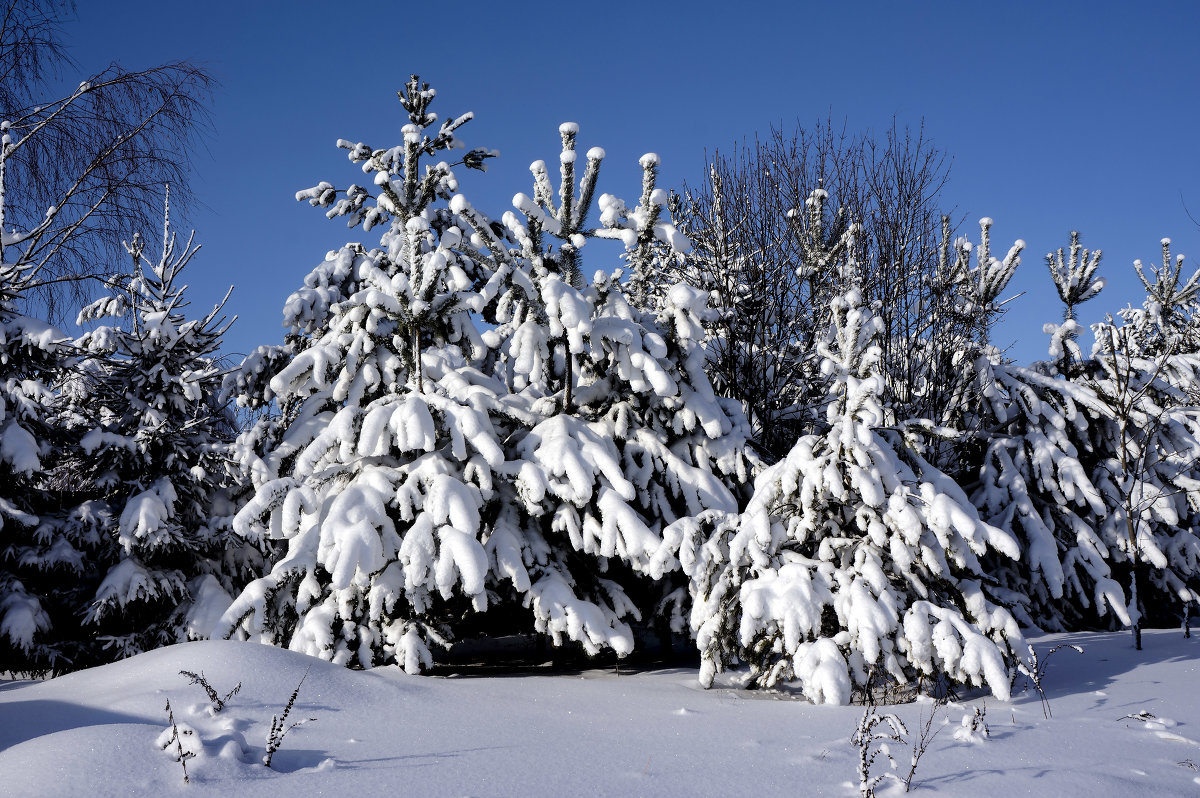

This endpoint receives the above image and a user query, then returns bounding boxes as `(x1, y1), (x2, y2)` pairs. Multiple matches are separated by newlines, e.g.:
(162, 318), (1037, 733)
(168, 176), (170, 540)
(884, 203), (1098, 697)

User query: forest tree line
(2, 3), (1198, 704)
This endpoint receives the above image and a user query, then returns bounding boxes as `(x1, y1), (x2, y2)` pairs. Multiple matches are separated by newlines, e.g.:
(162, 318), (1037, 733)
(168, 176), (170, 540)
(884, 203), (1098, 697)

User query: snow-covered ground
(2, 629), (1198, 797)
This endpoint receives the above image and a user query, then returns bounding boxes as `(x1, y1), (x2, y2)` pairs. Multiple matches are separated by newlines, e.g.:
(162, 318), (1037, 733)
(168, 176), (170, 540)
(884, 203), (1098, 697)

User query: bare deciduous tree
(0, 0), (213, 319)
(1092, 323), (1173, 651)
(670, 119), (971, 458)
(1087, 240), (1200, 649)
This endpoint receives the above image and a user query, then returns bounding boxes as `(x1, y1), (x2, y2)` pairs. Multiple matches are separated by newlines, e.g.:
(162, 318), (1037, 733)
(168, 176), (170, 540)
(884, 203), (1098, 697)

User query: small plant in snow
(1017, 643), (1083, 719)
(851, 706), (907, 798)
(952, 702), (990, 743)
(179, 669), (241, 713)
(1117, 709), (1158, 725)
(157, 698), (198, 784)
(904, 696), (947, 792)
(264, 667), (314, 768)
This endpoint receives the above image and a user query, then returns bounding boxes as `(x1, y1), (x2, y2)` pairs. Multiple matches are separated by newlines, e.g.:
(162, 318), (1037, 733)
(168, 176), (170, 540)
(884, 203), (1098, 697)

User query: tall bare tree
(0, 0), (213, 320)
(669, 119), (969, 458)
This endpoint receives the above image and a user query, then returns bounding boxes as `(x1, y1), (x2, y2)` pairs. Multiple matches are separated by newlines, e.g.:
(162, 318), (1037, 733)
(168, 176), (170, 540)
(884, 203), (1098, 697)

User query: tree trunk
(563, 342), (573, 413)
(1122, 485), (1143, 651)
(1130, 555), (1143, 651)
(412, 327), (423, 393)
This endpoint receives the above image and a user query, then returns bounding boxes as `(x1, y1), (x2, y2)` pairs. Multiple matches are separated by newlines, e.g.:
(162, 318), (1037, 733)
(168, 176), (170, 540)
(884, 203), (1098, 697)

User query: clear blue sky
(63, 1), (1200, 367)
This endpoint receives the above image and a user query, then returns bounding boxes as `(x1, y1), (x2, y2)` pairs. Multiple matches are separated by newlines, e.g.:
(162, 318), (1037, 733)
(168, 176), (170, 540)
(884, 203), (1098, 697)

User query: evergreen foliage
(1044, 231), (1104, 374)
(0, 117), (89, 674)
(61, 198), (248, 663)
(219, 77), (505, 669)
(5, 70), (1200, 699)
(679, 280), (1024, 703)
(0, 256), (76, 674)
(218, 78), (753, 670)
(971, 237), (1200, 634)
(1119, 238), (1200, 358)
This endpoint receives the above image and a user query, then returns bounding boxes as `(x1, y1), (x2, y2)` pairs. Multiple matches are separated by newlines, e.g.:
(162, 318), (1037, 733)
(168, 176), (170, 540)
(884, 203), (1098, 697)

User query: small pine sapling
(180, 669), (241, 713)
(69, 193), (240, 662)
(264, 667), (314, 768)
(1017, 643), (1083, 719)
(157, 698), (198, 784)
(851, 706), (908, 798)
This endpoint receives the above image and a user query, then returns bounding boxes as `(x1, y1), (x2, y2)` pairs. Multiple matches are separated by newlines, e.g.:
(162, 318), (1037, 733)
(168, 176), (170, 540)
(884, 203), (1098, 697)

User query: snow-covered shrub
(1017, 642), (1083, 718)
(179, 669), (242, 714)
(263, 667), (313, 768)
(970, 356), (1119, 630)
(158, 698), (198, 784)
(681, 282), (1025, 703)
(952, 703), (990, 743)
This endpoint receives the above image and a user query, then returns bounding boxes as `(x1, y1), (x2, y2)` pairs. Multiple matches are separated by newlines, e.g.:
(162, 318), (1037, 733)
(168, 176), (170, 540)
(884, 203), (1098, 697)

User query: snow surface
(2, 630), (1199, 796)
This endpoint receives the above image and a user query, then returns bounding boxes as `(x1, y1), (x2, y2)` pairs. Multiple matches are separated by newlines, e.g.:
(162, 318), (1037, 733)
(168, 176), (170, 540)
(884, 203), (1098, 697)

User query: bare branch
(0, 3), (213, 320)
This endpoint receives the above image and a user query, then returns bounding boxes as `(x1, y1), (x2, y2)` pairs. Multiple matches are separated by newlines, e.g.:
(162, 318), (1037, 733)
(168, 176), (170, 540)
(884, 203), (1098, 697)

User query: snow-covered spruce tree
(447, 125), (756, 654)
(218, 76), (508, 671)
(221, 80), (756, 669)
(0, 116), (99, 674)
(1087, 319), (1200, 648)
(970, 233), (1200, 634)
(0, 252), (79, 674)
(63, 199), (247, 663)
(970, 356), (1118, 630)
(956, 227), (1128, 631)
(968, 357), (1192, 637)
(678, 276), (1024, 704)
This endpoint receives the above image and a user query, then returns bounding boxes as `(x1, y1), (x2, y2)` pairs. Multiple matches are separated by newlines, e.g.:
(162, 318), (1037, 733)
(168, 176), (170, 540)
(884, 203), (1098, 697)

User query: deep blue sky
(63, 1), (1200, 366)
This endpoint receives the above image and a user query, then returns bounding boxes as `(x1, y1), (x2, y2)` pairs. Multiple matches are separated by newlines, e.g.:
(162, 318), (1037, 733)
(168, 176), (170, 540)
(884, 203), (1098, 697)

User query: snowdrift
(2, 631), (1200, 796)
